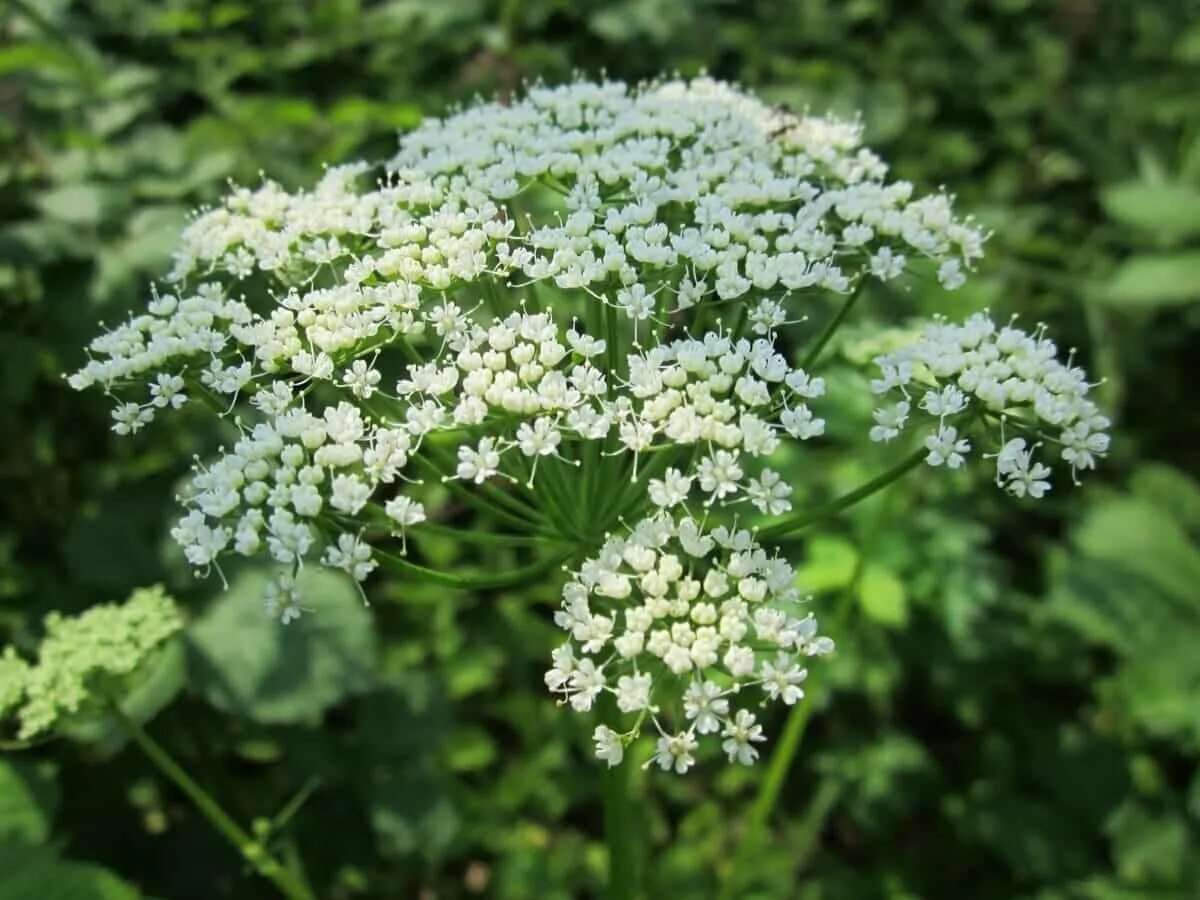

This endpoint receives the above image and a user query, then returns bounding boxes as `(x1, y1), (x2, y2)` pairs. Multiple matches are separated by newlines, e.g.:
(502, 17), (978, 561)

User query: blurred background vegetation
(2, 0), (1199, 897)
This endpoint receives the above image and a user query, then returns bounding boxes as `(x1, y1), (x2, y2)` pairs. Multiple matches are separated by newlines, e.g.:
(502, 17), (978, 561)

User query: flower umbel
(66, 77), (1107, 771)
(547, 513), (833, 769)
(0, 586), (183, 741)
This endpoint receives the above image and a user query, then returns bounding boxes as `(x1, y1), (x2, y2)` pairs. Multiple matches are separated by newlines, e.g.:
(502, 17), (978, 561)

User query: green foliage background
(2, 0), (1199, 897)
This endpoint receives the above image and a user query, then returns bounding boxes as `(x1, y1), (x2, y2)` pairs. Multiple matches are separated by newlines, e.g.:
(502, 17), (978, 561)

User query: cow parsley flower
(65, 76), (1106, 773)
(869, 312), (1111, 496)
(547, 512), (833, 771)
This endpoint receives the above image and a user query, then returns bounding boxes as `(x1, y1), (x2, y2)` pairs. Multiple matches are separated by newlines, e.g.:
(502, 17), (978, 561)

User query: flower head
(546, 512), (833, 770)
(1, 587), (182, 740)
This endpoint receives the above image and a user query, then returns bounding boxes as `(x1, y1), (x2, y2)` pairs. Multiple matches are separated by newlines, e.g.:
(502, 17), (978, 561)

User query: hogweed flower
(869, 312), (1110, 497)
(67, 77), (1105, 770)
(546, 512), (832, 770)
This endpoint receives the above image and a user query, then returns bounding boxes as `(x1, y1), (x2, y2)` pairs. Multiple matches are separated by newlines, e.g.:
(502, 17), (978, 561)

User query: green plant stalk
(720, 680), (817, 899)
(605, 299), (621, 400)
(113, 707), (316, 900)
(529, 454), (587, 539)
(410, 520), (566, 547)
(410, 452), (543, 534)
(373, 545), (572, 590)
(602, 708), (639, 900)
(801, 280), (866, 370)
(724, 458), (909, 896)
(758, 447), (926, 542)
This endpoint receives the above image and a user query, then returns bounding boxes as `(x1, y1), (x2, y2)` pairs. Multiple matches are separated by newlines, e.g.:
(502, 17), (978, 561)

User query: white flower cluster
(70, 77), (983, 432)
(546, 512), (832, 771)
(869, 312), (1111, 497)
(392, 78), (983, 303)
(67, 77), (1103, 771)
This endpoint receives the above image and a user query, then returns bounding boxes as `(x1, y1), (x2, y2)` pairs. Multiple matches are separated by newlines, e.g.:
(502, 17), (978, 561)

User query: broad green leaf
(1130, 464), (1200, 531)
(0, 758), (58, 844)
(1106, 632), (1200, 746)
(1100, 181), (1200, 242)
(803, 536), (859, 594)
(1073, 497), (1200, 604)
(858, 564), (908, 627)
(1097, 252), (1200, 308)
(32, 184), (109, 226)
(188, 567), (377, 724)
(0, 845), (139, 900)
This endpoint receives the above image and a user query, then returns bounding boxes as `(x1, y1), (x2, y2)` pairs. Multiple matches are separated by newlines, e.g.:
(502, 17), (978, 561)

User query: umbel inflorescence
(0, 587), (182, 741)
(69, 77), (1107, 770)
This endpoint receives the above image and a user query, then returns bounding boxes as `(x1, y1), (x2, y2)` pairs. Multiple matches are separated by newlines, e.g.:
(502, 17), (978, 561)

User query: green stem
(602, 710), (638, 899)
(757, 447), (926, 542)
(410, 452), (542, 534)
(721, 689), (816, 899)
(801, 280), (866, 370)
(113, 707), (315, 900)
(723, 457), (905, 897)
(413, 520), (566, 547)
(604, 300), (621, 400)
(373, 546), (572, 590)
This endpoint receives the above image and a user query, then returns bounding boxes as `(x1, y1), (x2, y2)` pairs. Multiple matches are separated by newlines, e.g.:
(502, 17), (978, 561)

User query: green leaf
(802, 536), (859, 594)
(341, 677), (458, 861)
(188, 567), (377, 724)
(0, 758), (58, 844)
(1097, 252), (1200, 308)
(448, 726), (497, 772)
(1100, 181), (1200, 242)
(1107, 802), (1190, 884)
(32, 184), (110, 226)
(0, 844), (139, 900)
(1073, 497), (1200, 604)
(858, 564), (908, 627)
(1130, 464), (1200, 531)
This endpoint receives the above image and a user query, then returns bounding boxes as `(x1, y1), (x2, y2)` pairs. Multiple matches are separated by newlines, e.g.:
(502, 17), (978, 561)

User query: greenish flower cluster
(0, 586), (183, 740)
(0, 648), (29, 721)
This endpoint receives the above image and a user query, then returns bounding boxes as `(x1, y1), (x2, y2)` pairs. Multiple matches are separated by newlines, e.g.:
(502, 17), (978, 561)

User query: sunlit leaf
(188, 567), (377, 724)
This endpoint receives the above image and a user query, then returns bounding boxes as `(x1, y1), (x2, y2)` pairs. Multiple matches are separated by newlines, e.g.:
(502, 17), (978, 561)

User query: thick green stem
(721, 687), (816, 899)
(801, 280), (866, 370)
(602, 707), (639, 899)
(113, 708), (315, 900)
(758, 447), (926, 542)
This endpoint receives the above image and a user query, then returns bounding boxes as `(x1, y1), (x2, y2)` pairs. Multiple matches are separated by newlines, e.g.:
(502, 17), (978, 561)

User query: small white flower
(649, 467), (693, 508)
(924, 425), (971, 469)
(654, 731), (699, 774)
(745, 469), (792, 515)
(869, 401), (910, 442)
(264, 573), (306, 624)
(721, 709), (765, 765)
(456, 437), (502, 483)
(616, 672), (654, 712)
(593, 725), (625, 767)
(683, 681), (729, 735)
(760, 653), (808, 705)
